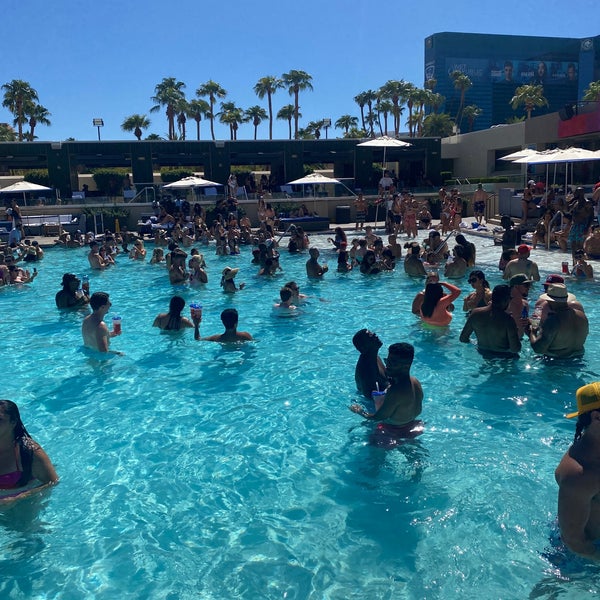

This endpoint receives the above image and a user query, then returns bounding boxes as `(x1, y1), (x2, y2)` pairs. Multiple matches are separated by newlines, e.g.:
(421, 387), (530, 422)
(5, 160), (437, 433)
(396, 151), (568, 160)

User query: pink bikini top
(0, 445), (22, 489)
(0, 470), (22, 489)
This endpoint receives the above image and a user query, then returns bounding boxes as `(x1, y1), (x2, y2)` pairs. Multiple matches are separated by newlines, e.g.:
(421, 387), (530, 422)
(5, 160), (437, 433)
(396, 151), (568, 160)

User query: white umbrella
(357, 136), (412, 172)
(499, 148), (539, 161)
(0, 180), (53, 206)
(162, 175), (220, 188)
(513, 147), (600, 194)
(286, 172), (351, 213)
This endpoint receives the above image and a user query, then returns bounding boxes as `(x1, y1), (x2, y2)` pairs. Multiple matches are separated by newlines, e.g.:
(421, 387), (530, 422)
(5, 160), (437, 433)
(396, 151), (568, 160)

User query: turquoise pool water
(1, 232), (599, 599)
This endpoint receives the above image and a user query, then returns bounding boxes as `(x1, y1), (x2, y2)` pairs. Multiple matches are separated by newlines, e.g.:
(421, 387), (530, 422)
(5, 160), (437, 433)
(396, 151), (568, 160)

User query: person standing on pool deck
(555, 383), (600, 561)
(350, 343), (422, 424)
(352, 329), (388, 400)
(82, 292), (121, 353)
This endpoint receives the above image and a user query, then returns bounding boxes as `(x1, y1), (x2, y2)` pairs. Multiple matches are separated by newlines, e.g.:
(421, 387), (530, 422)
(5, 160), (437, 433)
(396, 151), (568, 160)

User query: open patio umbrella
(0, 180), (53, 206)
(513, 147), (600, 194)
(357, 136), (412, 172)
(162, 175), (220, 189)
(286, 172), (354, 214)
(499, 148), (540, 161)
(357, 137), (412, 228)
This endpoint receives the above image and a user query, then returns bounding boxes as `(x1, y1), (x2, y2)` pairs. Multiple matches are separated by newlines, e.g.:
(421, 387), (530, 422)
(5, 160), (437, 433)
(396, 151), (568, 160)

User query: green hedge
(91, 168), (130, 195)
(160, 168), (194, 183)
(24, 169), (51, 187)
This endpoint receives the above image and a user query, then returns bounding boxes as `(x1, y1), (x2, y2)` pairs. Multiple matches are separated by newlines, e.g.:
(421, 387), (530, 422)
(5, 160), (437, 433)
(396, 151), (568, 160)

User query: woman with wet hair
(0, 400), (58, 503)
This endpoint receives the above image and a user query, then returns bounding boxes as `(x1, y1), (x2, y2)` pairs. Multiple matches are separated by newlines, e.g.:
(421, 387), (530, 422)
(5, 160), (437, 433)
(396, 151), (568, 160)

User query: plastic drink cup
(112, 316), (122, 334)
(190, 302), (202, 319)
(372, 390), (386, 411)
(561, 261), (569, 274)
(82, 276), (90, 294)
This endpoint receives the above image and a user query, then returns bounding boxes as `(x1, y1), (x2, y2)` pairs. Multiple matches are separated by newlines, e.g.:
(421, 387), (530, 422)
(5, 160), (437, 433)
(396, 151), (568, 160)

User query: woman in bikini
(0, 400), (58, 503)
(419, 281), (461, 327)
(153, 296), (196, 331)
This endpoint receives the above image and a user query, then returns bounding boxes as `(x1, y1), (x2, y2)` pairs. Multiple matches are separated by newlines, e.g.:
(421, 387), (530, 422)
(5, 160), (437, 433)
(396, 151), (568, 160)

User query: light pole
(323, 118), (331, 139)
(93, 118), (104, 141)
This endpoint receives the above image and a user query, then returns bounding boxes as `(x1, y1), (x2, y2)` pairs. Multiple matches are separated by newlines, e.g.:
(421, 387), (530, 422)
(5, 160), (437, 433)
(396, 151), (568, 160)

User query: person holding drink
(82, 291), (122, 354)
(55, 273), (89, 309)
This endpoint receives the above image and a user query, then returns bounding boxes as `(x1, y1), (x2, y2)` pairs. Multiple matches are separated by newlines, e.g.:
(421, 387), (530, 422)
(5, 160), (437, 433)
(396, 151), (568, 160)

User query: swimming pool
(1, 232), (599, 599)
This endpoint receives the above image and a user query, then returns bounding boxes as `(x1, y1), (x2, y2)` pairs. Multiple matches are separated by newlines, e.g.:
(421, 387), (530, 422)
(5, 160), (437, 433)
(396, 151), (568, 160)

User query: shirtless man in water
(199, 308), (253, 343)
(459, 284), (521, 358)
(350, 342), (423, 432)
(556, 383), (600, 560)
(81, 292), (121, 353)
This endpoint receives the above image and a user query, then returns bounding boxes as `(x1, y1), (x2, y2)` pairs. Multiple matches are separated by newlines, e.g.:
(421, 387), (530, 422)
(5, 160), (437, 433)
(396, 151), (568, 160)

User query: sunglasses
(468, 278), (478, 283)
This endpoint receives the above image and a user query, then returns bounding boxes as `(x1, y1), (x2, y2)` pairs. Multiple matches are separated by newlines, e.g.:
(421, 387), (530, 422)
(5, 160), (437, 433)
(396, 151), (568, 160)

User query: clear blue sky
(1, 0), (598, 142)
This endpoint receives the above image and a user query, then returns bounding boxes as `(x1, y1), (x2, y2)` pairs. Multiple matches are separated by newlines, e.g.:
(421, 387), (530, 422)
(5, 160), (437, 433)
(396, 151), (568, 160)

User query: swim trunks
(369, 420), (424, 448)
(568, 223), (586, 244)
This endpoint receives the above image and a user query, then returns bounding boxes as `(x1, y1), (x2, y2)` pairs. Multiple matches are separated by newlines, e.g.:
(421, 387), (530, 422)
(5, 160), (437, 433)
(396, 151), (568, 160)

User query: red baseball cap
(517, 244), (531, 254)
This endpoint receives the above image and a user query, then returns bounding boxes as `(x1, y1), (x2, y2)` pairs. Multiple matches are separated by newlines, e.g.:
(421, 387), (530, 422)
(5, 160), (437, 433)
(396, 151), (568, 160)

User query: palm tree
(218, 101), (245, 140)
(145, 133), (164, 141)
(376, 99), (394, 135)
(410, 88), (429, 137)
(25, 103), (51, 141)
(0, 123), (17, 142)
(362, 89), (378, 136)
(335, 114), (358, 135)
(510, 85), (548, 119)
(277, 104), (297, 140)
(2, 80), (39, 141)
(428, 92), (445, 115)
(583, 80), (600, 102)
(306, 119), (325, 139)
(378, 80), (411, 136)
(281, 70), (313, 139)
(121, 114), (151, 140)
(175, 99), (189, 140)
(404, 83), (419, 137)
(187, 99), (210, 140)
(425, 78), (437, 92)
(450, 71), (472, 132)
(150, 77), (186, 141)
(354, 91), (368, 132)
(196, 80), (227, 140)
(422, 113), (455, 137)
(244, 105), (268, 140)
(462, 105), (482, 132)
(253, 76), (283, 140)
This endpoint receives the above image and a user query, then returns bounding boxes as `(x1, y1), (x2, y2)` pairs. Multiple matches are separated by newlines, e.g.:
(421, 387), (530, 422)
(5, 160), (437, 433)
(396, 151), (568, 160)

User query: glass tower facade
(424, 32), (600, 131)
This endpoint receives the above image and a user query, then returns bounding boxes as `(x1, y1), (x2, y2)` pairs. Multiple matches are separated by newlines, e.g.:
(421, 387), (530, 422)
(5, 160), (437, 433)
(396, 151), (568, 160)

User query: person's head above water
(168, 295), (185, 317)
(352, 329), (382, 353)
(220, 308), (239, 329)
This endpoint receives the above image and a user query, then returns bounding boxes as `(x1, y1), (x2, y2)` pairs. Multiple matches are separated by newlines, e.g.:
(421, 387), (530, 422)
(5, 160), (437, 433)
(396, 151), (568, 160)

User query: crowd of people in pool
(2, 190), (600, 563)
